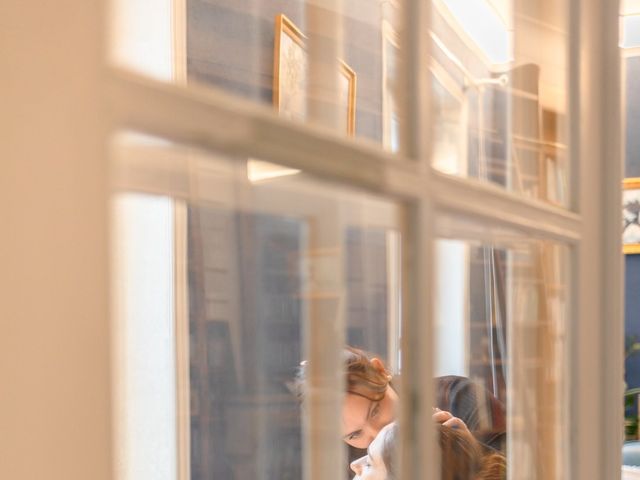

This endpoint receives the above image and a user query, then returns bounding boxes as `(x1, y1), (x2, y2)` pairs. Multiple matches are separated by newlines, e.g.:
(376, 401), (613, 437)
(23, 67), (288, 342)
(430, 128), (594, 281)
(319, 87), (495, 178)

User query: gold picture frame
(273, 14), (356, 136)
(623, 178), (640, 254)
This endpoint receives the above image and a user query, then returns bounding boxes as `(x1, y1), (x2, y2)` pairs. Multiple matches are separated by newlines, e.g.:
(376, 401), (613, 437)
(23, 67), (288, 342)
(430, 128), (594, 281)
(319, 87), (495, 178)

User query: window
(1, 0), (621, 479)
(106, 1), (623, 479)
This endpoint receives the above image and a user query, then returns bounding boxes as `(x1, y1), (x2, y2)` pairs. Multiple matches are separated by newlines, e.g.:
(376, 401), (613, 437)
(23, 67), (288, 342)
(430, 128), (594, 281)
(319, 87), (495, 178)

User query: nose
(350, 456), (365, 475)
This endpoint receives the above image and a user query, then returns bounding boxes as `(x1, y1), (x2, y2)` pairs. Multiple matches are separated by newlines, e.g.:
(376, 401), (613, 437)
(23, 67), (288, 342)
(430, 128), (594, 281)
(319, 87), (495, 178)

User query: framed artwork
(623, 178), (640, 254)
(273, 14), (356, 135)
(339, 61), (357, 136)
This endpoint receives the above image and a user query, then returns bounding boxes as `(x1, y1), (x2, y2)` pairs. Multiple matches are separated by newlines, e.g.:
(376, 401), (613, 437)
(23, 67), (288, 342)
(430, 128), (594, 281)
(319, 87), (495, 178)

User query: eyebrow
(343, 400), (377, 440)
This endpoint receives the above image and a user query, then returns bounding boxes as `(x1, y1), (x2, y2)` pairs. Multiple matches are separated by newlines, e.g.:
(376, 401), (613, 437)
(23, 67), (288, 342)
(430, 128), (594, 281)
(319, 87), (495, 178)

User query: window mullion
(302, 3), (346, 480)
(432, 172), (582, 244)
(108, 72), (586, 237)
(398, 0), (437, 479)
(580, 0), (624, 479)
(571, 0), (624, 479)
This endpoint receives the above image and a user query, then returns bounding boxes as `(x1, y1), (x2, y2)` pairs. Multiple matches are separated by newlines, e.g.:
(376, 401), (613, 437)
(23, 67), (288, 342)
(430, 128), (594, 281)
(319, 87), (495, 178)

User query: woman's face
(342, 386), (398, 449)
(349, 424), (392, 480)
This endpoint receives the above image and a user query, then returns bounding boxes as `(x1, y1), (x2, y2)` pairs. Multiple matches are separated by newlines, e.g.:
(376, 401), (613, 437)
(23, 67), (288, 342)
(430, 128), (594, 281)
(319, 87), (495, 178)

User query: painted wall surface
(186, 0), (384, 142)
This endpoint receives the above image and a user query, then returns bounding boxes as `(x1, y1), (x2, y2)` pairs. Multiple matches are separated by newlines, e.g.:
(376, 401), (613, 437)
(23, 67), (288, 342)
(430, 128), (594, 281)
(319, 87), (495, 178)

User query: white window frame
(0, 0), (623, 479)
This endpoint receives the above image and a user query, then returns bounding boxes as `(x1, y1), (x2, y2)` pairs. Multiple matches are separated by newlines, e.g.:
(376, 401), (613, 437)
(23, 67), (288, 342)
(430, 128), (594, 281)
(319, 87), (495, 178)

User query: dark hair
(476, 453), (507, 480)
(439, 423), (482, 480)
(378, 423), (505, 480)
(290, 346), (391, 402)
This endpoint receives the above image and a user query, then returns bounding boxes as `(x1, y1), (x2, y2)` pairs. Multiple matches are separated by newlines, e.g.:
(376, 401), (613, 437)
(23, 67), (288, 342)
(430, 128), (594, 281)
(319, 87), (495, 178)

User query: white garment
(623, 465), (640, 479)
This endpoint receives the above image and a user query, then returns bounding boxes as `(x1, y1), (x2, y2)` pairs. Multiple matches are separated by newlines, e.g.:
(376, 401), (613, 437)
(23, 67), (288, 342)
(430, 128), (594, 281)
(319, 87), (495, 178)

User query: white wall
(110, 0), (174, 81)
(434, 239), (469, 377)
(112, 194), (177, 480)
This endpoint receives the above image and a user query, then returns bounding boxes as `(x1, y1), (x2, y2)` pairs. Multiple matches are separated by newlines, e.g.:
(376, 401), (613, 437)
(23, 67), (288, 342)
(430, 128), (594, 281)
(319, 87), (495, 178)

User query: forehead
(342, 394), (371, 428)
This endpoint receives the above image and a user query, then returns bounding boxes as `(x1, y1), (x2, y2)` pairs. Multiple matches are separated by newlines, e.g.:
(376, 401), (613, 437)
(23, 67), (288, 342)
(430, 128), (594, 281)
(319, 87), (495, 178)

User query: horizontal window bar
(107, 68), (418, 198)
(432, 172), (582, 244)
(107, 68), (583, 245)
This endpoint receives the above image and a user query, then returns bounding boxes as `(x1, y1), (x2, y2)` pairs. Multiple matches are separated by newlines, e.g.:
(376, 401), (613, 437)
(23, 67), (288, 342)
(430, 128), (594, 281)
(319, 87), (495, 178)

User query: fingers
(432, 408), (454, 424)
(432, 409), (471, 435)
(443, 417), (467, 430)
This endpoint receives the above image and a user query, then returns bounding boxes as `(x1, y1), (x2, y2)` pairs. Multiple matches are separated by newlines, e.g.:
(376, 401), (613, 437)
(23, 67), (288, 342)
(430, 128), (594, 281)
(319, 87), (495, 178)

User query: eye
(347, 431), (362, 441)
(370, 403), (380, 418)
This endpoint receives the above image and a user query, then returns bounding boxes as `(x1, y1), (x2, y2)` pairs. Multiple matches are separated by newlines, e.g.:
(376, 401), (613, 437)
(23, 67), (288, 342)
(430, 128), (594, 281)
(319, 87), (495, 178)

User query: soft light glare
(441, 0), (512, 64)
(247, 159), (300, 183)
(621, 15), (640, 48)
(110, 0), (173, 80)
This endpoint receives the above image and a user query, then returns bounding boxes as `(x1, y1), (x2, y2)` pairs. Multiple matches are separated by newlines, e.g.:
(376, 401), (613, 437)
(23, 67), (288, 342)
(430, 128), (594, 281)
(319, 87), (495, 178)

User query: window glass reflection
(430, 0), (570, 208)
(111, 134), (404, 480)
(111, 0), (405, 146)
(434, 230), (569, 479)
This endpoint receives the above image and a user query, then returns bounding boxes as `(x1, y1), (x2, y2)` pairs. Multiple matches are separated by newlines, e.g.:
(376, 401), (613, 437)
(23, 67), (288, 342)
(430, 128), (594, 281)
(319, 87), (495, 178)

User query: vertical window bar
(306, 0), (343, 131)
(599, 0), (624, 476)
(303, 3), (345, 480)
(572, 0), (624, 479)
(173, 200), (190, 480)
(568, 0), (581, 215)
(400, 202), (437, 480)
(565, 3), (581, 479)
(398, 1), (437, 480)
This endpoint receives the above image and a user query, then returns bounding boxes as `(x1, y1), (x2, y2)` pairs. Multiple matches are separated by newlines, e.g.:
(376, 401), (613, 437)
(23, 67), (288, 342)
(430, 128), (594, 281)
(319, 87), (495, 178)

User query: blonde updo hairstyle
(291, 346), (392, 402)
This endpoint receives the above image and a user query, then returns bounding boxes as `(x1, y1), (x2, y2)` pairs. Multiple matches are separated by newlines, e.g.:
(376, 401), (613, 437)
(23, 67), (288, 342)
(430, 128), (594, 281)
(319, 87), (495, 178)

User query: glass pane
(430, 0), (570, 207)
(622, 14), (640, 48)
(433, 217), (570, 479)
(110, 133), (404, 480)
(110, 1), (405, 149)
(622, 5), (640, 475)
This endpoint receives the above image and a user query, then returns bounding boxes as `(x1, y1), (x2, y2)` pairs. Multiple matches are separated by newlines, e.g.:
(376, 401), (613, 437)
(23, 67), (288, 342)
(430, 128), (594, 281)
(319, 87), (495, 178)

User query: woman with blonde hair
(292, 346), (506, 477)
